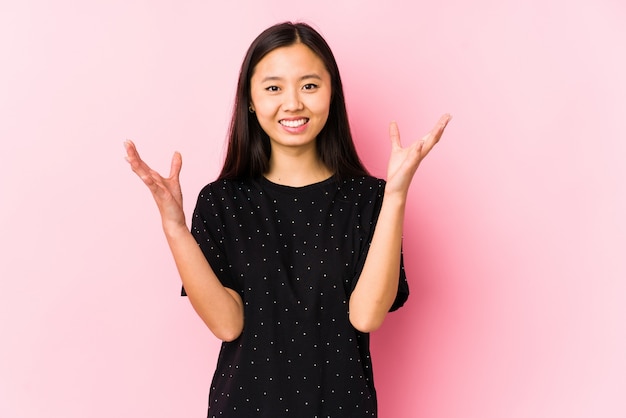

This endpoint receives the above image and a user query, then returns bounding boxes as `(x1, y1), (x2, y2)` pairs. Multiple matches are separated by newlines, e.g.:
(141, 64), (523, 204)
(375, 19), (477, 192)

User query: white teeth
(280, 118), (308, 128)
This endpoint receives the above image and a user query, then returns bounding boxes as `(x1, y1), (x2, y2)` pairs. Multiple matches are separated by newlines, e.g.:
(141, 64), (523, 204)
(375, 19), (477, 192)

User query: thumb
(389, 121), (401, 149)
(169, 151), (182, 180)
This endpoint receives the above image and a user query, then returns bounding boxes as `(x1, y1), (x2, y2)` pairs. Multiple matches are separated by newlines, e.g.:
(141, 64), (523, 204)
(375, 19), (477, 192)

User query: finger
(124, 140), (154, 175)
(124, 141), (162, 190)
(124, 139), (139, 161)
(430, 113), (452, 144)
(169, 151), (182, 180)
(389, 121), (401, 148)
(420, 113), (452, 156)
(124, 140), (147, 170)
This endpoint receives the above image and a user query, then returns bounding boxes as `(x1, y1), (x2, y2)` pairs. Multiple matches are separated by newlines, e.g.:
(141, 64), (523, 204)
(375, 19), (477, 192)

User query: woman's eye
(303, 83), (318, 90)
(265, 86), (280, 92)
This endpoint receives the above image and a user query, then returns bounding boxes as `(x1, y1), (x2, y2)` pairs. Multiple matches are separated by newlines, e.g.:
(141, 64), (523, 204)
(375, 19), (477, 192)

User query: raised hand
(385, 114), (451, 197)
(124, 140), (186, 230)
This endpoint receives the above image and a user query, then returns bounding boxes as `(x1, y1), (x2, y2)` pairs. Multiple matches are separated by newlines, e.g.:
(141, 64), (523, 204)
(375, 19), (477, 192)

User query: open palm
(385, 114), (451, 196)
(124, 140), (186, 229)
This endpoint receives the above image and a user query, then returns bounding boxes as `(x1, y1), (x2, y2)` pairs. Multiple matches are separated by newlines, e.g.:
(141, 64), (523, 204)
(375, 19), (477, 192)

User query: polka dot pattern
(190, 176), (409, 417)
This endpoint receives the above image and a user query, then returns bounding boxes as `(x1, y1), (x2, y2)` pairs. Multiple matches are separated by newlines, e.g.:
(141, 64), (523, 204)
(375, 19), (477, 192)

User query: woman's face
(249, 43), (332, 153)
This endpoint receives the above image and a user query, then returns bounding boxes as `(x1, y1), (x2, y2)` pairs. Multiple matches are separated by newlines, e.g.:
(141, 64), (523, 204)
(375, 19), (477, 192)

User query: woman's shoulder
(338, 175), (386, 193)
(331, 175), (386, 206)
(199, 177), (259, 194)
(193, 178), (258, 207)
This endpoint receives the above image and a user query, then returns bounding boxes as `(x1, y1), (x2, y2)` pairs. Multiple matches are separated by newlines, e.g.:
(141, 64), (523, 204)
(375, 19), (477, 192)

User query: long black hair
(218, 22), (369, 180)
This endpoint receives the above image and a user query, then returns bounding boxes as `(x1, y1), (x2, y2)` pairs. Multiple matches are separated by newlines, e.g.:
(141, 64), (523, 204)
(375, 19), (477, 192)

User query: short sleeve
(181, 184), (238, 296)
(351, 242), (409, 312)
(390, 251), (409, 311)
(349, 178), (409, 312)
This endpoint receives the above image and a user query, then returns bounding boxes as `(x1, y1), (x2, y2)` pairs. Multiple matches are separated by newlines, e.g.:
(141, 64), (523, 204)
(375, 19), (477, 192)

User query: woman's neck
(265, 148), (332, 187)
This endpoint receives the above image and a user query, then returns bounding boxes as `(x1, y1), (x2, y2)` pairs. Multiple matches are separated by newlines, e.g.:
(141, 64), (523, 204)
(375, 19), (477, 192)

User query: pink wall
(1, 1), (624, 417)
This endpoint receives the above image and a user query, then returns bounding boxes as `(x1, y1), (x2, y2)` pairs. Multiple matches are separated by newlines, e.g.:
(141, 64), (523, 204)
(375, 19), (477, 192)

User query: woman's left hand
(385, 113), (451, 197)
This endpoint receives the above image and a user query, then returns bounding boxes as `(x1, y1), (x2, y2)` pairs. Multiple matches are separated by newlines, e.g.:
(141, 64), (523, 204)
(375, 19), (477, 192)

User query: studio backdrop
(1, 1), (624, 417)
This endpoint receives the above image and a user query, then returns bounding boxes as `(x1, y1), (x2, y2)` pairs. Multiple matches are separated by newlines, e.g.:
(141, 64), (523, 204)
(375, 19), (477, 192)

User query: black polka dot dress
(190, 175), (409, 417)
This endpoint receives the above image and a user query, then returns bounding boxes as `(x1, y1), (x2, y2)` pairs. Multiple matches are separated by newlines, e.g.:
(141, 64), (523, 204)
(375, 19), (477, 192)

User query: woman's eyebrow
(260, 74), (323, 83)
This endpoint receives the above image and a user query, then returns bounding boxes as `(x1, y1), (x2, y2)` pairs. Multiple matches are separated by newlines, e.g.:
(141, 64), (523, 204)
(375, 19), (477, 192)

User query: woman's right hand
(124, 140), (186, 231)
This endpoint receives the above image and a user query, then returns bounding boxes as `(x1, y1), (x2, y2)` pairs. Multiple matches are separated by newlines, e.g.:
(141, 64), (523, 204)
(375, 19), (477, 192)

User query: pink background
(1, 1), (625, 417)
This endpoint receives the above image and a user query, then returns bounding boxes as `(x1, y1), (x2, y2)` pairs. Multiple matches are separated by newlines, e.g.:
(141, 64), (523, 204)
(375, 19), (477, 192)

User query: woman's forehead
(252, 43), (328, 80)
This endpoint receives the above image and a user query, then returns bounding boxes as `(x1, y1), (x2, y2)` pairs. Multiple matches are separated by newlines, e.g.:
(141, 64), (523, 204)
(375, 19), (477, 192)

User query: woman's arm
(124, 140), (244, 341)
(349, 115), (451, 333)
(349, 193), (405, 333)
(163, 223), (244, 342)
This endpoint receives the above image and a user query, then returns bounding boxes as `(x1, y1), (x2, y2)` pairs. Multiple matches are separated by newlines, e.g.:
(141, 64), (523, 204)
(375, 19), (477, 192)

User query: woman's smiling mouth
(279, 118), (309, 128)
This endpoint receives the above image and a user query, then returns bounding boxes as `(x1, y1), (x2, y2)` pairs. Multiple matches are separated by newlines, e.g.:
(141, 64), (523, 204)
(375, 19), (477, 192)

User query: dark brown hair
(218, 22), (368, 180)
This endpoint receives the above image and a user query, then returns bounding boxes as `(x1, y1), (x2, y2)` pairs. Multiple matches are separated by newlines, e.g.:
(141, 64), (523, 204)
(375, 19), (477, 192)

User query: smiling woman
(249, 43), (333, 185)
(125, 21), (450, 417)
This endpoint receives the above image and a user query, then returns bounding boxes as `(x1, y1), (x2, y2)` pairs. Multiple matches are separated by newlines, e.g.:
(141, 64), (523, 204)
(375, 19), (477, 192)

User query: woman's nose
(281, 89), (304, 111)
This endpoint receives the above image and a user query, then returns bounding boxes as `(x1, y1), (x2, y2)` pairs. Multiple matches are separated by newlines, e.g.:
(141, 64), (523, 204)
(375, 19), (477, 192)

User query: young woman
(125, 21), (450, 418)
